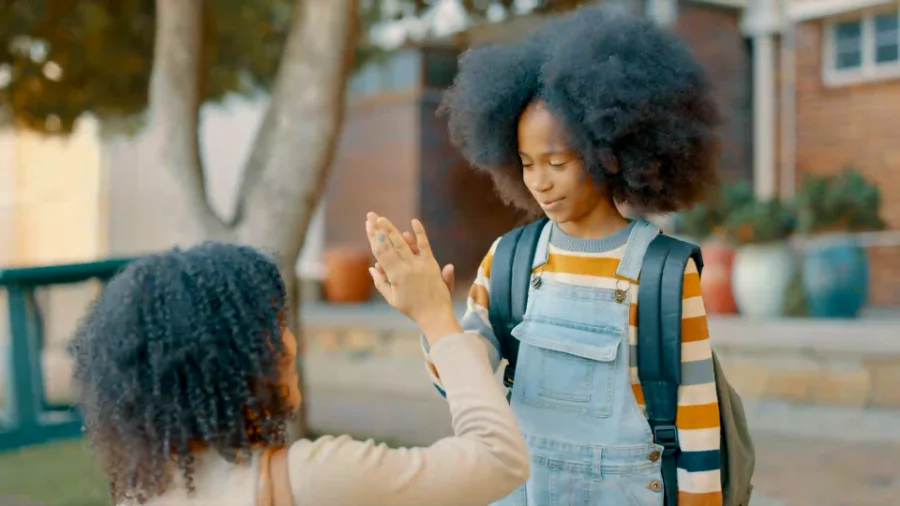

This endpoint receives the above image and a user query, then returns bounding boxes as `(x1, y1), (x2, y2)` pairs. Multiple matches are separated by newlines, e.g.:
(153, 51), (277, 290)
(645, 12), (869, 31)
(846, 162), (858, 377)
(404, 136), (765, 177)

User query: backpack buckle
(652, 424), (680, 454)
(502, 364), (516, 389)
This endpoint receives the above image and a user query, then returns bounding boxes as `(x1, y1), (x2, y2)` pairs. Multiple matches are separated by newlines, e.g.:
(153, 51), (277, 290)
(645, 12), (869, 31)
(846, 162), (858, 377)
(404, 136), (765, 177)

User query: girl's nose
(528, 167), (553, 192)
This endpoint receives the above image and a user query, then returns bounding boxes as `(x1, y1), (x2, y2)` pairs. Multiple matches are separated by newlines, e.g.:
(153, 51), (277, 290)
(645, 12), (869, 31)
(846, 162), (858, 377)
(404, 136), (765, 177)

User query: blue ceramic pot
(801, 235), (869, 318)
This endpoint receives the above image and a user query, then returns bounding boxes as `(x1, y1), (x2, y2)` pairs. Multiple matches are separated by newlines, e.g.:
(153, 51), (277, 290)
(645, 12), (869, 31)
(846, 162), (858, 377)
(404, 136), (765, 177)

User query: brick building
(323, 47), (522, 285)
(325, 0), (756, 287)
(758, 0), (900, 306)
(322, 0), (900, 306)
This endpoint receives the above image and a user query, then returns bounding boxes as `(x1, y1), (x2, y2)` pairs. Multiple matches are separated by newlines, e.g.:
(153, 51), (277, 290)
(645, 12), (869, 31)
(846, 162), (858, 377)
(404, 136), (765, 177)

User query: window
(833, 20), (862, 70)
(874, 12), (899, 63)
(825, 8), (900, 86)
(347, 50), (421, 98)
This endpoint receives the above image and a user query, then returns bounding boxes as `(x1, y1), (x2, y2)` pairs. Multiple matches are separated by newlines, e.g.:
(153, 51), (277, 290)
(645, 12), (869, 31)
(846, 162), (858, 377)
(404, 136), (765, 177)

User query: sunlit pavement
(751, 492), (788, 506)
(749, 433), (900, 506)
(308, 391), (900, 506)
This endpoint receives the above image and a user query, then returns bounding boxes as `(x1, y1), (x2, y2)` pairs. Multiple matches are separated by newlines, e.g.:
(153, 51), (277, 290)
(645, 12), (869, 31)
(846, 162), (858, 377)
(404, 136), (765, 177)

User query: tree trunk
(236, 0), (359, 257)
(236, 0), (359, 440)
(150, 0), (360, 439)
(149, 0), (231, 243)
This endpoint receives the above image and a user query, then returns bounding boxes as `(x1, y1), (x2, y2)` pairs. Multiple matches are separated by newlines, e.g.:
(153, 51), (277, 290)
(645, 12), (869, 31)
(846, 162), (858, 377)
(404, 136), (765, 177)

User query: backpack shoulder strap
(488, 217), (549, 388)
(637, 234), (703, 506)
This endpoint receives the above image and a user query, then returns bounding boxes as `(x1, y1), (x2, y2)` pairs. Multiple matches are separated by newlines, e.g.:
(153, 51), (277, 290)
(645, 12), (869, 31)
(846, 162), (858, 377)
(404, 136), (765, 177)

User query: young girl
(69, 241), (528, 506)
(416, 5), (722, 506)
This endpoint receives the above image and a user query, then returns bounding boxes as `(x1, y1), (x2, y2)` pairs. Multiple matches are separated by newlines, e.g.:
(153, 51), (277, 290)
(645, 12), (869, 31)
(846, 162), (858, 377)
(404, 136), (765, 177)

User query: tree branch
(150, 0), (229, 238)
(234, 0), (359, 256)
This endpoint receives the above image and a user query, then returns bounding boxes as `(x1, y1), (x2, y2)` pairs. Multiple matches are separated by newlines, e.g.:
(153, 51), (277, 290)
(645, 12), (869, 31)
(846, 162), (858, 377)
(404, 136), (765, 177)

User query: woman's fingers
(366, 214), (402, 271)
(375, 234), (403, 270)
(376, 217), (414, 262)
(402, 231), (419, 254)
(368, 214), (419, 256)
(368, 267), (391, 300)
(365, 212), (382, 255)
(411, 219), (432, 255)
(442, 264), (455, 293)
(366, 212), (379, 237)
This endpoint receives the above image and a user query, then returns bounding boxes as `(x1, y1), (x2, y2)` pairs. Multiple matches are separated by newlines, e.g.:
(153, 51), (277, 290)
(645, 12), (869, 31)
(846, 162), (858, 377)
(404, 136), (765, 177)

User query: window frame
(822, 6), (900, 87)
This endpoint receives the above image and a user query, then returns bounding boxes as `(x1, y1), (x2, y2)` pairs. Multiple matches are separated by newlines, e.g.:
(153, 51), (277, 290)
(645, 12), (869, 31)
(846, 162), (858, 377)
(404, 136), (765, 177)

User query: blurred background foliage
(0, 0), (592, 136)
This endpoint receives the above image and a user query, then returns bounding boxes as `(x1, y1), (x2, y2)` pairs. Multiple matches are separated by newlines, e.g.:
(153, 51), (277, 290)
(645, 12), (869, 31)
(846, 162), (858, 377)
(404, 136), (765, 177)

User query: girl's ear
(598, 148), (620, 175)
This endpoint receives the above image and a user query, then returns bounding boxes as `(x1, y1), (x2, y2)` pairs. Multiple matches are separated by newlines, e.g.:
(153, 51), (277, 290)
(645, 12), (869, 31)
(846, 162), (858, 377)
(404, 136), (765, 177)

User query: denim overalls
(494, 219), (665, 506)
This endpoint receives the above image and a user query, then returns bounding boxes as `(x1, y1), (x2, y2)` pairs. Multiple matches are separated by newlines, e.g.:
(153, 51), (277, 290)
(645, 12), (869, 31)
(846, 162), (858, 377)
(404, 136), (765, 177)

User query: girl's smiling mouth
(540, 197), (565, 210)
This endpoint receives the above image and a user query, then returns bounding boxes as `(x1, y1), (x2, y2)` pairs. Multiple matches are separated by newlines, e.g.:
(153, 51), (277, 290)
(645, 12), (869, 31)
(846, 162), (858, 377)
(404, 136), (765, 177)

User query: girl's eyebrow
(518, 150), (570, 157)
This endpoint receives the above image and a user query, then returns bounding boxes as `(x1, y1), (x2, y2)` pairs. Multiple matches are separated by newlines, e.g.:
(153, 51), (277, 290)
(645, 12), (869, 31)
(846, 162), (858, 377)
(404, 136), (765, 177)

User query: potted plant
(794, 169), (885, 318)
(322, 245), (372, 304)
(673, 181), (754, 314)
(724, 196), (797, 318)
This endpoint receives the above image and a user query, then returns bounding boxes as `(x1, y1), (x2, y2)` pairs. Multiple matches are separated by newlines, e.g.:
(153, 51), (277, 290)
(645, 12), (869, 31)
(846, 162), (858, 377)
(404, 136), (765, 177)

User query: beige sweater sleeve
(285, 333), (529, 506)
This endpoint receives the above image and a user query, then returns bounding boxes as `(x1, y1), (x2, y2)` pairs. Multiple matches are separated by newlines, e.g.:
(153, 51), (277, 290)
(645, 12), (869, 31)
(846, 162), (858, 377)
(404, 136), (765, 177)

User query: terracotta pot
(699, 240), (738, 314)
(322, 247), (372, 304)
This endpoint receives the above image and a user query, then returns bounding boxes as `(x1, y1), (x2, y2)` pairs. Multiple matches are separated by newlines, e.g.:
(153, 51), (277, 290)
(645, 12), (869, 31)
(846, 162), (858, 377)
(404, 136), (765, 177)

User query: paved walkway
(308, 390), (900, 506)
(750, 433), (900, 506)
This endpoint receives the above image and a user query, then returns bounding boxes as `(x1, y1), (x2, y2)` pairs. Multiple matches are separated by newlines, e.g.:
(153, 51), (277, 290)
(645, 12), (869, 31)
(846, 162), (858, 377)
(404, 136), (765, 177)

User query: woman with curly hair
(69, 239), (528, 506)
(408, 5), (725, 506)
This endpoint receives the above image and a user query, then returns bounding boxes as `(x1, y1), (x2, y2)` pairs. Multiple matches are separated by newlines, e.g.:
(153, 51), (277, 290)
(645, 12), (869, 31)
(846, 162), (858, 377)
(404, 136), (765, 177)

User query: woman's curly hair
(439, 5), (722, 216)
(68, 241), (294, 504)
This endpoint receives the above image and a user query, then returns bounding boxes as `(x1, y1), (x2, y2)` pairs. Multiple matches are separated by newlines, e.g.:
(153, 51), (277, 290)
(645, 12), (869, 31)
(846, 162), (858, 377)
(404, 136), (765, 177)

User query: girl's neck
(555, 202), (630, 239)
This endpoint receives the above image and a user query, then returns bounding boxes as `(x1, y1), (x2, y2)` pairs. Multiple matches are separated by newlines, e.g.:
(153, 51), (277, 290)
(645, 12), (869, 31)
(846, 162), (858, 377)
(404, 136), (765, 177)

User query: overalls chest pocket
(511, 279), (629, 418)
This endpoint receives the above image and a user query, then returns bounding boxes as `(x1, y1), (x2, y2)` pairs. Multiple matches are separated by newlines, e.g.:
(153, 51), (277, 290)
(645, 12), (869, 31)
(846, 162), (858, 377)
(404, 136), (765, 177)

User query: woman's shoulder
(121, 451), (258, 505)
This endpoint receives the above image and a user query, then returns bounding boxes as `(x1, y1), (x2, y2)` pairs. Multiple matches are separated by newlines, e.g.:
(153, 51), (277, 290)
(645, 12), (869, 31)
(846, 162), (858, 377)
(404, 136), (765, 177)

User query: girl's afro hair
(439, 5), (722, 216)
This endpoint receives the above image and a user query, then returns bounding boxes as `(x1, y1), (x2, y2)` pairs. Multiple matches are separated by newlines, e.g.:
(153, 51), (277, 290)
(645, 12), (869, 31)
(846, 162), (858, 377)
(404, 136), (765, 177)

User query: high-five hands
(365, 213), (461, 343)
(373, 230), (455, 294)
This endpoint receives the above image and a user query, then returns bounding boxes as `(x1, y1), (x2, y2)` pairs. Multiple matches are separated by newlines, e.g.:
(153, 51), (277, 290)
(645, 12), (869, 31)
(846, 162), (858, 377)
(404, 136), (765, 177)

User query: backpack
(487, 218), (755, 506)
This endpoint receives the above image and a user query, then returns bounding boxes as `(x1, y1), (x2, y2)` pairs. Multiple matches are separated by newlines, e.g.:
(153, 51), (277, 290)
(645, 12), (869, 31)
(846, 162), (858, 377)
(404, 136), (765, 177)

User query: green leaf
(794, 168), (885, 234)
(723, 197), (797, 244)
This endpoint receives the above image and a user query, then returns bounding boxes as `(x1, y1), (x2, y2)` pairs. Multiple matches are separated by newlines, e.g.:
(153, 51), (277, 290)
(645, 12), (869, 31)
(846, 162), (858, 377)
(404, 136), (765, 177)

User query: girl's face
(517, 100), (607, 227)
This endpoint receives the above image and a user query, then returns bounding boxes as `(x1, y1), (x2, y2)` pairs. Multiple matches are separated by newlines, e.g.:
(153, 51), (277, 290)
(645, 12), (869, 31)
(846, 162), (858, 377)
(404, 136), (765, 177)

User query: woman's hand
(375, 231), (455, 294)
(365, 213), (461, 343)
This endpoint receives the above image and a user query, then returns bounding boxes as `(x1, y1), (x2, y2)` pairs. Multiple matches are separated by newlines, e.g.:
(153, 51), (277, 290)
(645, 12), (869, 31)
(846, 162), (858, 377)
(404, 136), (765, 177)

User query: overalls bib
(494, 220), (665, 506)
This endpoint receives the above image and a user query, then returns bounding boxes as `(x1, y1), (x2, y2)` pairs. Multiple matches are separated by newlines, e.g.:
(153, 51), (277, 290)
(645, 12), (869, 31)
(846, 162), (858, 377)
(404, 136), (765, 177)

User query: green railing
(0, 257), (139, 451)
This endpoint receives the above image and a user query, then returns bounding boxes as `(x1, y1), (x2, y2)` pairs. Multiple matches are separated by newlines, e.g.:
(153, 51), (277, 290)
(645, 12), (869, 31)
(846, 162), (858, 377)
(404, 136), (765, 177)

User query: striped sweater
(422, 223), (723, 506)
